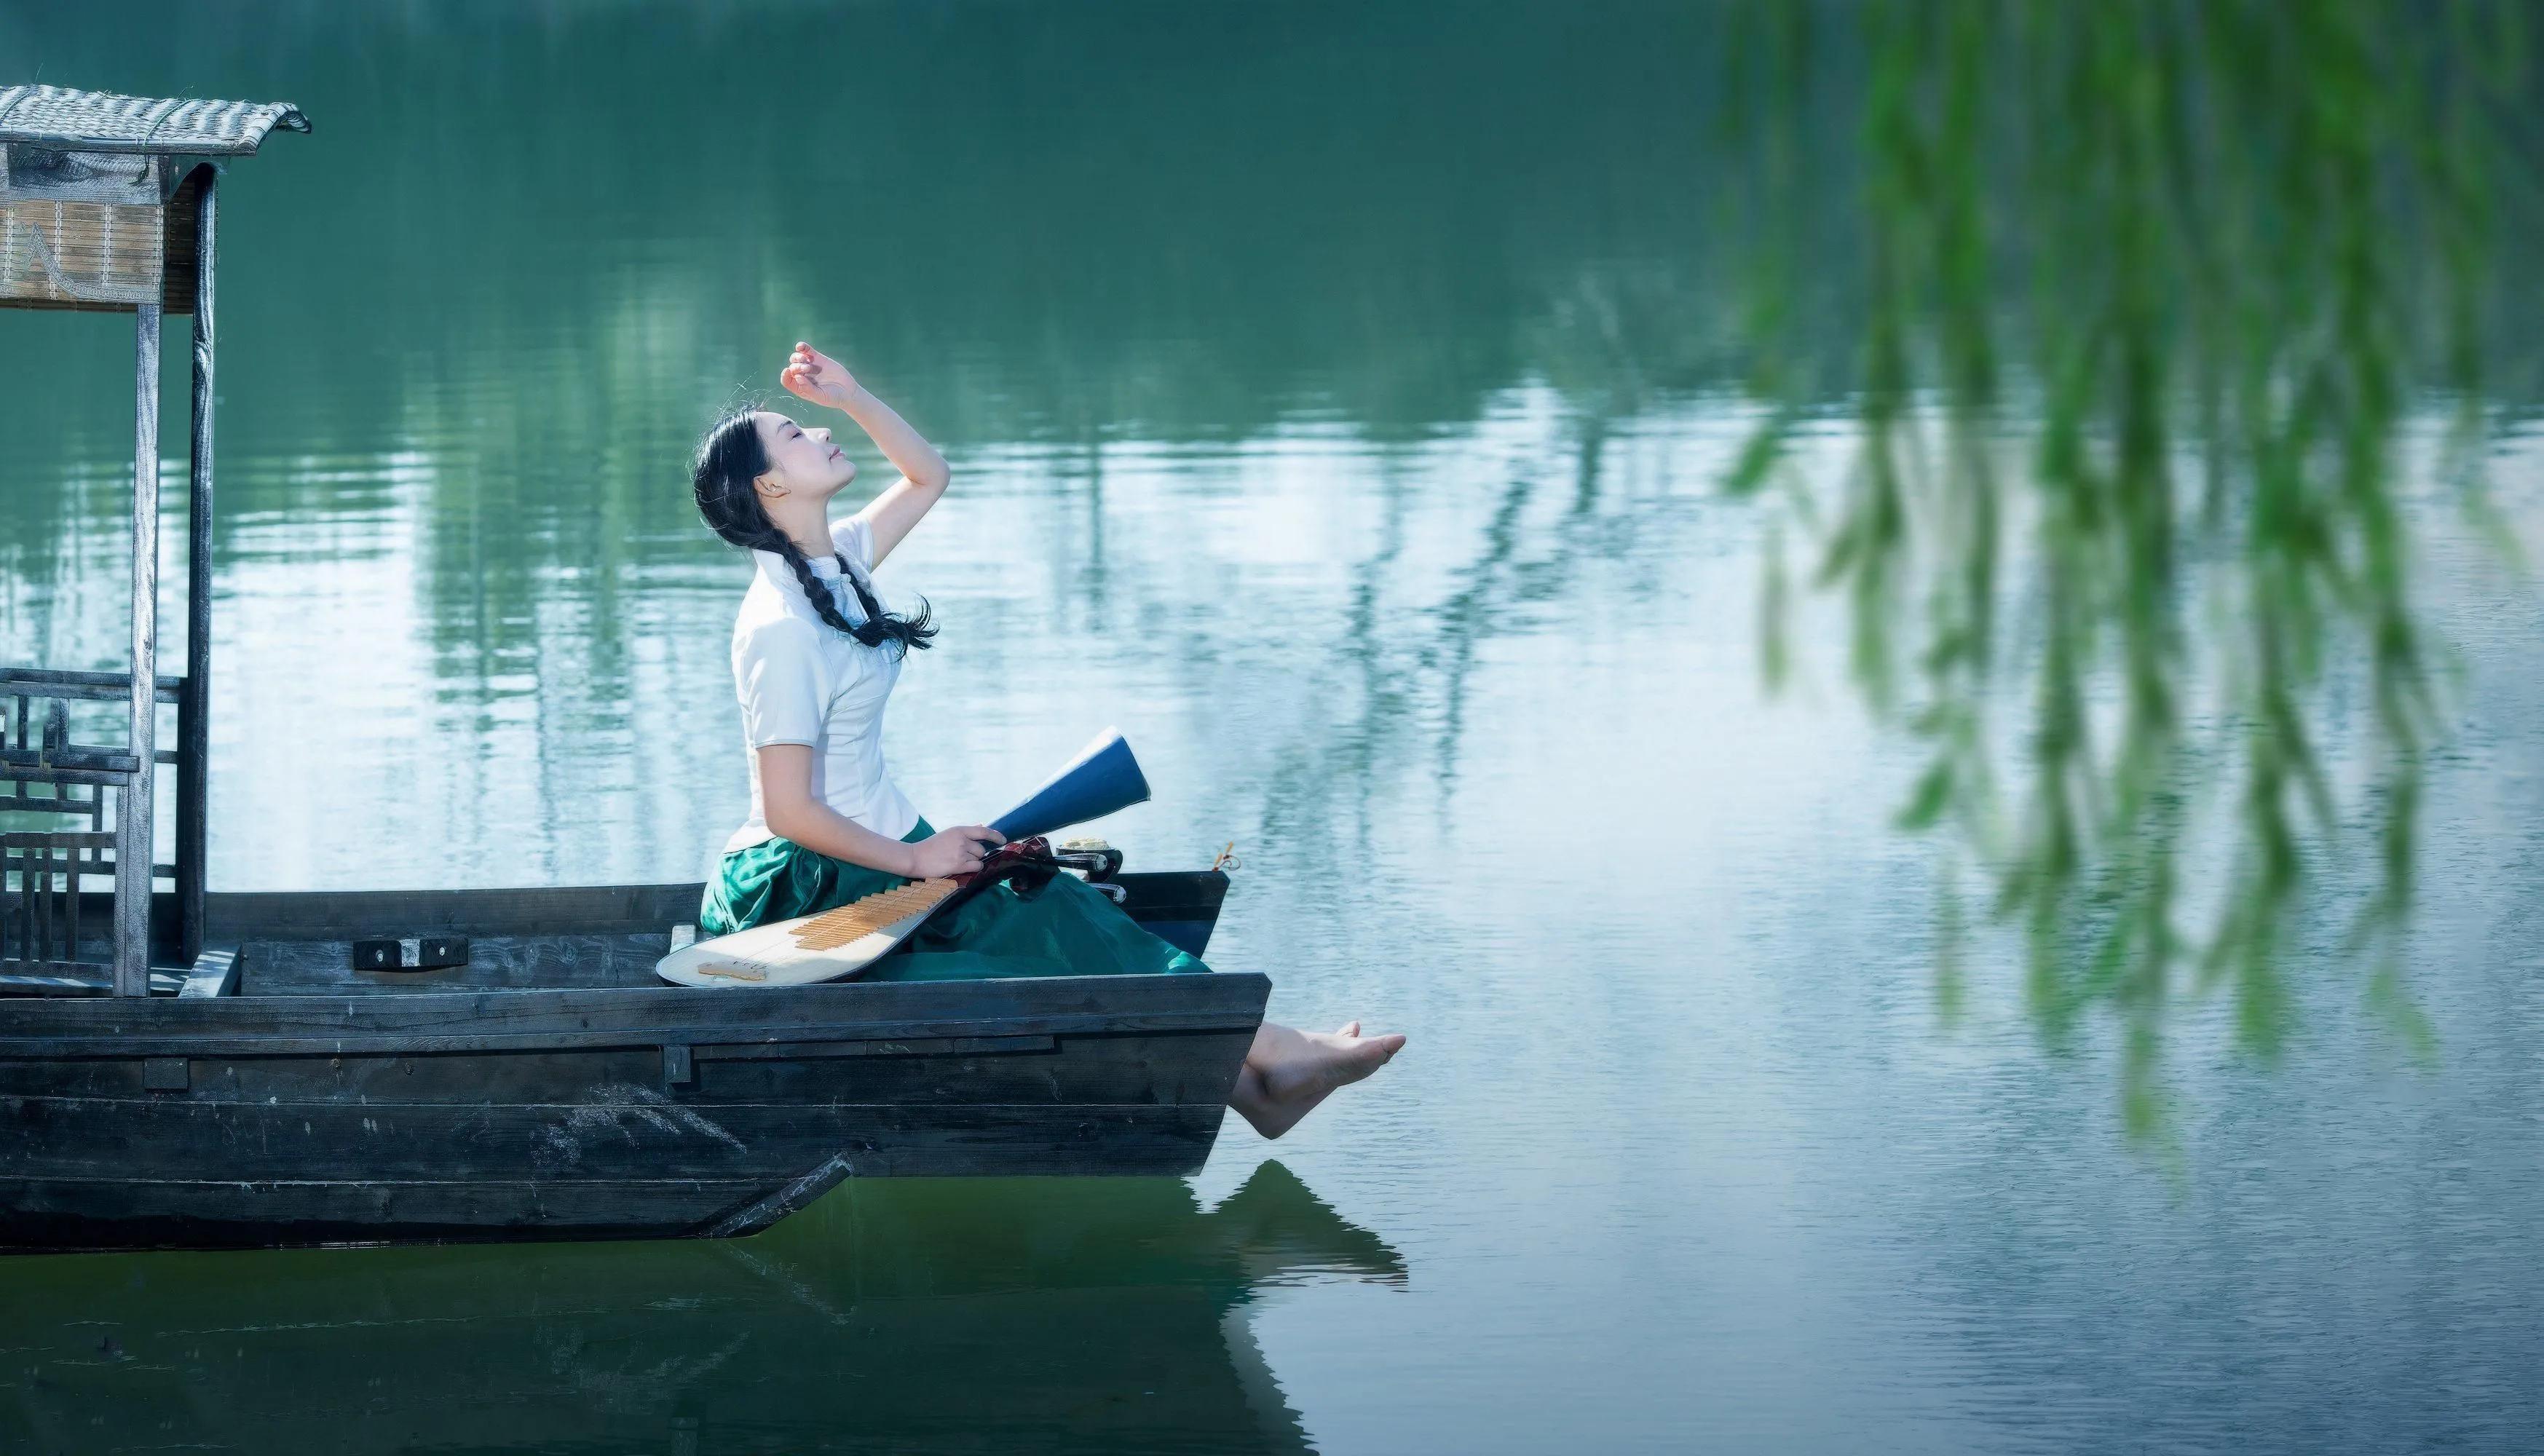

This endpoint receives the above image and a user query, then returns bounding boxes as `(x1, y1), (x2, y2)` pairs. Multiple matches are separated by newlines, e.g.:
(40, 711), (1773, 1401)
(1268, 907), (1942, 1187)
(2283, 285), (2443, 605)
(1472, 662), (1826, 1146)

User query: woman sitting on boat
(692, 342), (1403, 1139)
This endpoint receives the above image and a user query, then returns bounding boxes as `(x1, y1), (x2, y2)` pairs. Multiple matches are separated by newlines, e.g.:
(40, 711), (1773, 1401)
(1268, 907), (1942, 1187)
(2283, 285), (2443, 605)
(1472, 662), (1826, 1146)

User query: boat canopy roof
(0, 84), (310, 981)
(0, 85), (308, 156)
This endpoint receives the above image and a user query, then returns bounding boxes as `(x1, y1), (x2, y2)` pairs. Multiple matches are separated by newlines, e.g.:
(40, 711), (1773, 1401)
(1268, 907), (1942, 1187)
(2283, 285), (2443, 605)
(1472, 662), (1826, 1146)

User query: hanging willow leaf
(1723, 0), (2527, 1136)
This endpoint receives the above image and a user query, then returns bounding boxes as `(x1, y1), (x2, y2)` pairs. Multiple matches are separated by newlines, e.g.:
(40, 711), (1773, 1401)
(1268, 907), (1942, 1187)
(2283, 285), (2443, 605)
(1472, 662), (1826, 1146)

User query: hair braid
(770, 535), (869, 639)
(692, 407), (939, 658)
(837, 551), (928, 644)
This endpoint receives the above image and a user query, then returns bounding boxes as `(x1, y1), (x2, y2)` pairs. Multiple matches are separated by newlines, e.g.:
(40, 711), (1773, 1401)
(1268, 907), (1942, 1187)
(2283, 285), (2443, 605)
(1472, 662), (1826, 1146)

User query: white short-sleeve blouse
(722, 513), (922, 853)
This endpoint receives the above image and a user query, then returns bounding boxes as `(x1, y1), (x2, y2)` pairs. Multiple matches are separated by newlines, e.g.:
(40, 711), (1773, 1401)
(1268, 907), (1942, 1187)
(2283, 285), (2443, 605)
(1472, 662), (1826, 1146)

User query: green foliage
(1726, 0), (2527, 1132)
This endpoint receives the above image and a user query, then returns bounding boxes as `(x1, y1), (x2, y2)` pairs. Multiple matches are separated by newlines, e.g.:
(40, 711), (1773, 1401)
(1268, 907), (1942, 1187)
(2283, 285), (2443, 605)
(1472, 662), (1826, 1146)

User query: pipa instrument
(657, 729), (1152, 988)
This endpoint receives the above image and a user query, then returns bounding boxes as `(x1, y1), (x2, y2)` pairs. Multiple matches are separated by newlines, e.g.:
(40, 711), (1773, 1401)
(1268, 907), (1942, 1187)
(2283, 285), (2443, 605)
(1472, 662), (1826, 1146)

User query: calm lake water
(4, 4), (2541, 1452)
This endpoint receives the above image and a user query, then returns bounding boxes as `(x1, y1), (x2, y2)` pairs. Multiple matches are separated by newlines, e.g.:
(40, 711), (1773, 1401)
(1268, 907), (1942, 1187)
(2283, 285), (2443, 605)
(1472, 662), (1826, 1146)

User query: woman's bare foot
(1230, 1021), (1405, 1139)
(1257, 1021), (1402, 1102)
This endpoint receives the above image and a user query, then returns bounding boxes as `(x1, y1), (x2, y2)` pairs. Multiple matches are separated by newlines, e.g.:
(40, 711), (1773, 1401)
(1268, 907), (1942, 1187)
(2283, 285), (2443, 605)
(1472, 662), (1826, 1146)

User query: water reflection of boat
(0, 86), (1263, 1252)
(0, 1161), (1399, 1453)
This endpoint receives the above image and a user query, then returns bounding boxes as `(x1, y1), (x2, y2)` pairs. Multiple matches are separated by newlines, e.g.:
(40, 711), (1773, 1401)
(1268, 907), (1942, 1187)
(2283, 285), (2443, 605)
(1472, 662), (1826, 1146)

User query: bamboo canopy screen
(0, 85), (307, 313)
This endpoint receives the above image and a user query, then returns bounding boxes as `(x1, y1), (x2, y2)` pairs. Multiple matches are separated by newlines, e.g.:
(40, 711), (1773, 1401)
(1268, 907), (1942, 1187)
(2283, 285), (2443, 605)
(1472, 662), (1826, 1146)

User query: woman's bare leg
(1228, 1020), (1405, 1139)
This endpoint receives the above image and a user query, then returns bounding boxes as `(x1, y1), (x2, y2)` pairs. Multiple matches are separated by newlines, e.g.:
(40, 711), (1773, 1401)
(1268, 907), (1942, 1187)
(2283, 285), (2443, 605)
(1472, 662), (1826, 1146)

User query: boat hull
(0, 877), (1261, 1252)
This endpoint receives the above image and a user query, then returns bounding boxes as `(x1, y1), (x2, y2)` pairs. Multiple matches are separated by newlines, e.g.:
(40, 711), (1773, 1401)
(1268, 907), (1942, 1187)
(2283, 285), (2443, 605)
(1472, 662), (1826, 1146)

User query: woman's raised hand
(908, 824), (1006, 879)
(781, 341), (860, 409)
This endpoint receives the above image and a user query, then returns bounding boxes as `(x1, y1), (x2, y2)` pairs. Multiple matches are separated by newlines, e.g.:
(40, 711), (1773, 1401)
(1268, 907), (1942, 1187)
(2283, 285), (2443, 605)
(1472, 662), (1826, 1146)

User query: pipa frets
(789, 878), (960, 951)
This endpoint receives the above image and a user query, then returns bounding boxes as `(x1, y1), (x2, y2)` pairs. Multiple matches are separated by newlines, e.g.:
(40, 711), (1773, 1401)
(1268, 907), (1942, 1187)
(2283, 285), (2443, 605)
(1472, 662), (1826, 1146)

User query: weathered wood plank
(177, 946), (237, 997)
(207, 882), (715, 940)
(0, 970), (1272, 1059)
(38, 874), (1217, 972)
(177, 169), (215, 964)
(0, 970), (103, 996)
(692, 1032), (1058, 1061)
(0, 1028), (1249, 1109)
(1105, 870), (1231, 921)
(0, 1011), (1255, 1060)
(200, 871), (1225, 941)
(699, 1153), (850, 1237)
(0, 968), (183, 996)
(688, 1032), (1248, 1107)
(114, 302), (160, 997)
(0, 1095), (1224, 1183)
(0, 741), (141, 773)
(242, 931), (666, 995)
(0, 667), (185, 701)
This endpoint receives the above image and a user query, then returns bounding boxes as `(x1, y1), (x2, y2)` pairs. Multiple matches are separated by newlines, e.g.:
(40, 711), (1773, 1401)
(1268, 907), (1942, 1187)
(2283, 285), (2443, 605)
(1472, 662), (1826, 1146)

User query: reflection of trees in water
(0, 0), (1726, 769)
(0, 1162), (1401, 1454)
(1249, 387), (1702, 867)
(1725, 0), (2534, 1130)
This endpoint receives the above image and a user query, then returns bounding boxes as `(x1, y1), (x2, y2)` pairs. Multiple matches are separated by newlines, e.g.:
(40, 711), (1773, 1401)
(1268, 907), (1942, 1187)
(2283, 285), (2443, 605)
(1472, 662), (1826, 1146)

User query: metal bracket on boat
(1049, 841), (1127, 902)
(349, 935), (469, 972)
(1054, 838), (1124, 879)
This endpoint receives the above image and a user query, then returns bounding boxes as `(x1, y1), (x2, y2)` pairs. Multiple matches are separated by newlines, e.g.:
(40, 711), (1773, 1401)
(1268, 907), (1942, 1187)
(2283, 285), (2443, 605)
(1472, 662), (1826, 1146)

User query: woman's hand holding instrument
(906, 824), (1005, 879)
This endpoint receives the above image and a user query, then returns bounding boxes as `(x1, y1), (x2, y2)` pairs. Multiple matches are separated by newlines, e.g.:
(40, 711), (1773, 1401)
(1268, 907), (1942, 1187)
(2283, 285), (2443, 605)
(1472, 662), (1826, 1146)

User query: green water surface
(1, 4), (2539, 1452)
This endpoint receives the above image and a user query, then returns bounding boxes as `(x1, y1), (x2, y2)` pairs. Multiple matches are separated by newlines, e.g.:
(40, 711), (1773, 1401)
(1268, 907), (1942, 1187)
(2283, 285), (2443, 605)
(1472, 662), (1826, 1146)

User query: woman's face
(751, 410), (856, 501)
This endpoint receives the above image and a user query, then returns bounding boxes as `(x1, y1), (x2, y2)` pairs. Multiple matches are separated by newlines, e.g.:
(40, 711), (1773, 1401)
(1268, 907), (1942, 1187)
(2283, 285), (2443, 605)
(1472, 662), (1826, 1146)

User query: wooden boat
(1, 877), (1257, 1253)
(0, 86), (1263, 1254)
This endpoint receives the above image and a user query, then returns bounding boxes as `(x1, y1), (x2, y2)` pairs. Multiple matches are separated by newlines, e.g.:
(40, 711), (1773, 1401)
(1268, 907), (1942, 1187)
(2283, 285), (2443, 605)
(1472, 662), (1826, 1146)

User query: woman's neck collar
(759, 497), (833, 561)
(755, 546), (842, 580)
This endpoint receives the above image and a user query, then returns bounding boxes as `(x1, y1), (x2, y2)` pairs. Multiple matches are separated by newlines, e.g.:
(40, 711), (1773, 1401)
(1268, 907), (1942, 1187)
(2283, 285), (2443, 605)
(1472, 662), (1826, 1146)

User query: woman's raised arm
(781, 341), (948, 566)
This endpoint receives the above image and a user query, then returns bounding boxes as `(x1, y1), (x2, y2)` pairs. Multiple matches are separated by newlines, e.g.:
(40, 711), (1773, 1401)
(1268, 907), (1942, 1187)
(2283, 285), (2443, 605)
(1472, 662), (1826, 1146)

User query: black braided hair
(691, 408), (938, 657)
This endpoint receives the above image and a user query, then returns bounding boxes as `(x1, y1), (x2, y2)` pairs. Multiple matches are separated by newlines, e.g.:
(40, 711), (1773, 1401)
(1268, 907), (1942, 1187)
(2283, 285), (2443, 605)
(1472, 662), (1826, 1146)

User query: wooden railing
(0, 668), (201, 994)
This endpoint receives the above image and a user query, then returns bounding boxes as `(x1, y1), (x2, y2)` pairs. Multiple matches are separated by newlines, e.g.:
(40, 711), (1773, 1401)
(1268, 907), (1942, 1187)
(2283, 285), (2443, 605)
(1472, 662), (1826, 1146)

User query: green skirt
(698, 817), (1209, 982)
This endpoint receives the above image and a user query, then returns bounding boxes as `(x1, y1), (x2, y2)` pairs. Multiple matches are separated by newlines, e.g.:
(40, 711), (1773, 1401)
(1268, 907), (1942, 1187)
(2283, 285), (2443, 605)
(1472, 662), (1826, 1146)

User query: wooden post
(178, 174), (217, 966)
(117, 304), (162, 996)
